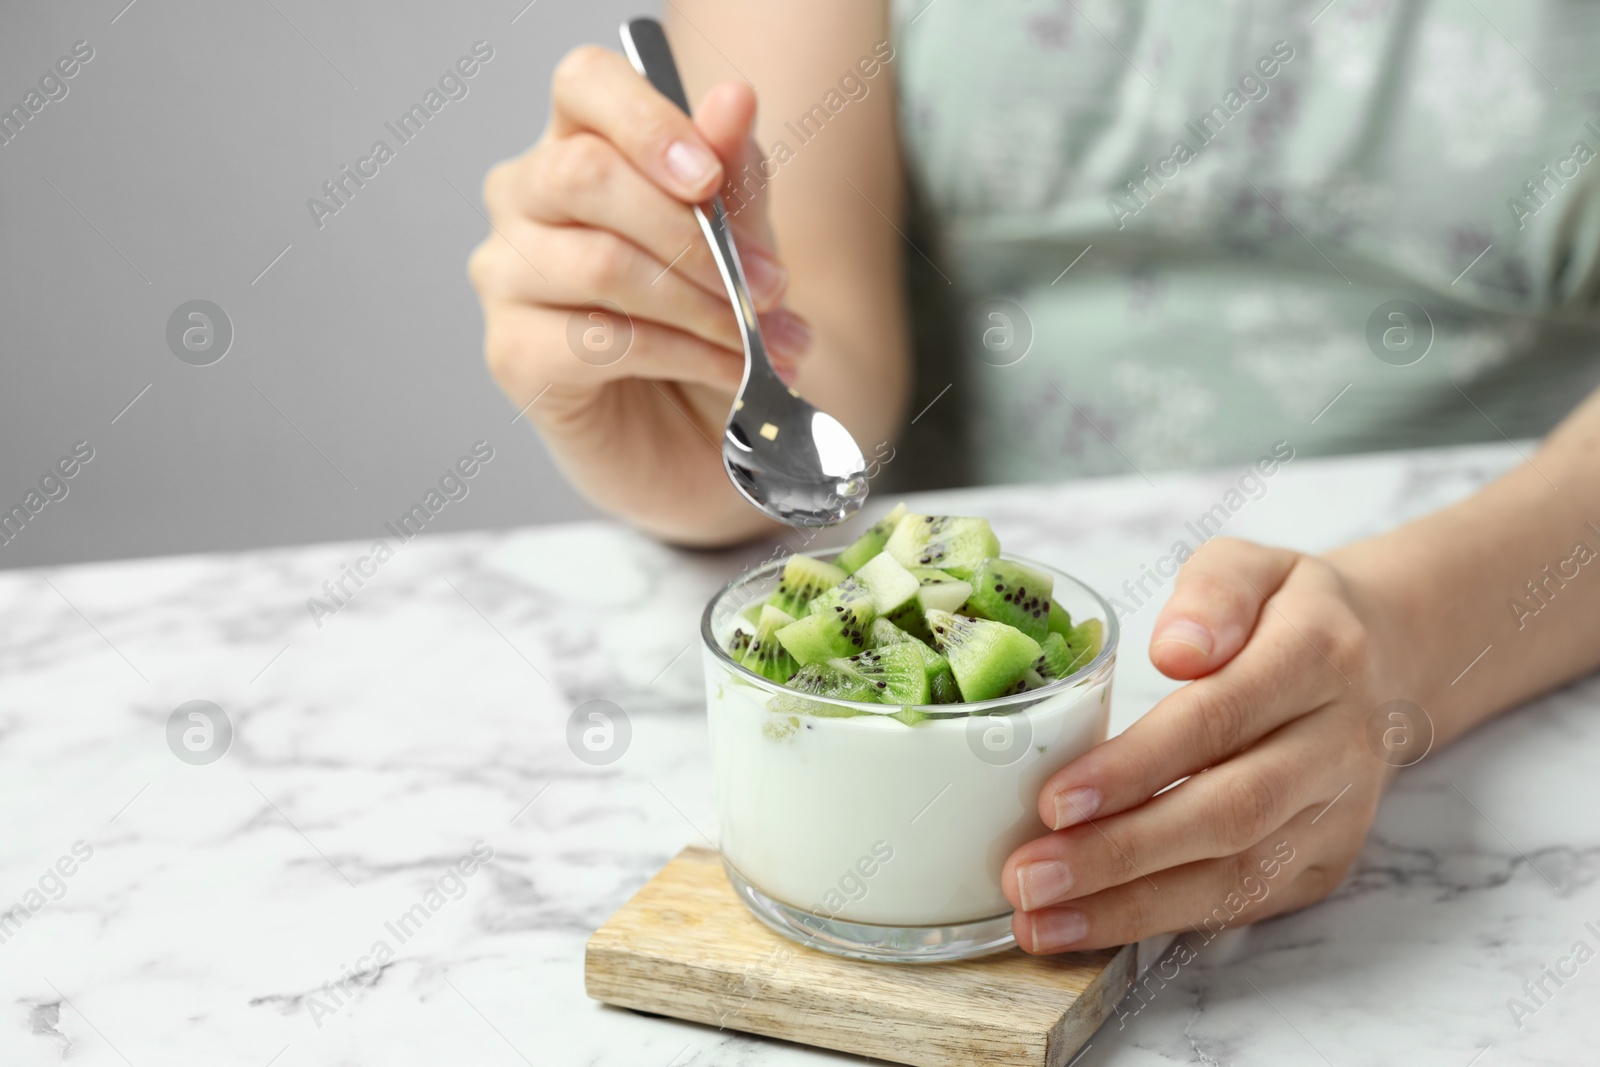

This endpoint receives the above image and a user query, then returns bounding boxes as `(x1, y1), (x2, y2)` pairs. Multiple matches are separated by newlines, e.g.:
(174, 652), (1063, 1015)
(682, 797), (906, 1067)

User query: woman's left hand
(1002, 537), (1408, 953)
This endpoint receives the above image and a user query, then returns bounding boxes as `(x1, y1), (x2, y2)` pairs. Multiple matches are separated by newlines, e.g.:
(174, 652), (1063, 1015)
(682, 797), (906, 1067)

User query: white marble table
(2, 442), (1597, 1066)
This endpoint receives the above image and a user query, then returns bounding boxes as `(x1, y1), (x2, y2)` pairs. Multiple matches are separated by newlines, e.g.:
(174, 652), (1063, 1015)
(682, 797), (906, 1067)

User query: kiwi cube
(1062, 618), (1104, 674)
(769, 663), (879, 718)
(766, 555), (846, 618)
(833, 502), (908, 575)
(1047, 599), (1073, 638)
(775, 599), (876, 665)
(929, 665), (962, 704)
(830, 644), (931, 705)
(851, 552), (920, 614)
(739, 605), (799, 683)
(910, 568), (974, 613)
(868, 618), (914, 648)
(1033, 631), (1076, 681)
(925, 609), (1042, 702)
(962, 558), (1054, 643)
(885, 514), (1000, 579)
(885, 600), (934, 642)
(805, 574), (871, 616)
(868, 618), (959, 701)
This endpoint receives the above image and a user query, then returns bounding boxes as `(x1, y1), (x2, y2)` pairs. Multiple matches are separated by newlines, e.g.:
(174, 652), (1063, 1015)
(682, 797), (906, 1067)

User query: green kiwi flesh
(833, 502), (908, 574)
(869, 618), (960, 703)
(961, 558), (1054, 643)
(775, 599), (875, 665)
(738, 605), (798, 683)
(925, 609), (1042, 701)
(769, 663), (878, 718)
(830, 644), (932, 705)
(1033, 631), (1076, 680)
(1062, 618), (1105, 674)
(766, 555), (846, 618)
(734, 504), (1099, 720)
(884, 514), (1001, 579)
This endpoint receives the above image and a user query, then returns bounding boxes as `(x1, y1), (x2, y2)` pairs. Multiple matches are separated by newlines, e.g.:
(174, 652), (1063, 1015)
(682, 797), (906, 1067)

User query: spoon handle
(619, 18), (780, 387)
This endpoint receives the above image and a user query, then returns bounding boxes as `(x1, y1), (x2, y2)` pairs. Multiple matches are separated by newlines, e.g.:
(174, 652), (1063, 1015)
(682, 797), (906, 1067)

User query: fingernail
(742, 249), (788, 303)
(1051, 786), (1100, 830)
(763, 309), (813, 361)
(665, 141), (718, 192)
(1016, 861), (1073, 911)
(1030, 908), (1088, 952)
(1154, 619), (1213, 657)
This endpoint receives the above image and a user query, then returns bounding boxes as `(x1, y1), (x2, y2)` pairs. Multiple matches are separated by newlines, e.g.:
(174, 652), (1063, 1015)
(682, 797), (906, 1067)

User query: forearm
(1331, 387), (1600, 745)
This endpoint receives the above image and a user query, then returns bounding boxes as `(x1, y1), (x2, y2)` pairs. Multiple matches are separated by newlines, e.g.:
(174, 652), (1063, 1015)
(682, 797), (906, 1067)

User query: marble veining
(0, 442), (1596, 1065)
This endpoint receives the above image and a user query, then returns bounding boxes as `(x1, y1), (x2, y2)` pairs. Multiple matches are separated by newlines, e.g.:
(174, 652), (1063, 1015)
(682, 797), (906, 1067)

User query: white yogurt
(702, 649), (1113, 927)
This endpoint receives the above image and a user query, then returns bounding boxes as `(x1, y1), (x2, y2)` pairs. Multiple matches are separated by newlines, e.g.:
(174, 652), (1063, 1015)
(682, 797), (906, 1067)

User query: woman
(467, 1), (1600, 954)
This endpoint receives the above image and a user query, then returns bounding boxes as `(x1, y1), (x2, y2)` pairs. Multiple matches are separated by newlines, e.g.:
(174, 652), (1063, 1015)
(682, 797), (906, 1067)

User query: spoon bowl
(620, 18), (869, 527)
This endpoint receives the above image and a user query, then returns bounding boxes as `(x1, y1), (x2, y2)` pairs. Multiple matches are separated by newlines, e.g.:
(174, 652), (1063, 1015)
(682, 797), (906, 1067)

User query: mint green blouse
(891, 0), (1600, 485)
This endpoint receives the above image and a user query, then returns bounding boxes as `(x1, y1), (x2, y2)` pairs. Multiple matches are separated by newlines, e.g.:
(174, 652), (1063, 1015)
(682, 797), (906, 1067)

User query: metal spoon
(620, 17), (868, 527)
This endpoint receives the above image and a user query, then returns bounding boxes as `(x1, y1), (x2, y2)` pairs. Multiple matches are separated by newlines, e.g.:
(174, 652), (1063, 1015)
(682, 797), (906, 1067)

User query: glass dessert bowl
(699, 515), (1118, 963)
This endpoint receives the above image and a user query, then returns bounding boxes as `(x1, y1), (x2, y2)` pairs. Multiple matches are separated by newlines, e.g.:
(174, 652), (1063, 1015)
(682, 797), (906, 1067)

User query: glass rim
(699, 548), (1120, 717)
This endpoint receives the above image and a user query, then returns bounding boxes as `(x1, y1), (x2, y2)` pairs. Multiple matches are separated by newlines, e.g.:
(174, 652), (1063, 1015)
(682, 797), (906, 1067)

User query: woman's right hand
(469, 44), (810, 544)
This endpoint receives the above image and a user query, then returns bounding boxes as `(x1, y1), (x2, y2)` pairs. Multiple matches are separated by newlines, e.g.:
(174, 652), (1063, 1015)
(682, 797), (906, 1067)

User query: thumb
(693, 82), (778, 254)
(1149, 539), (1300, 680)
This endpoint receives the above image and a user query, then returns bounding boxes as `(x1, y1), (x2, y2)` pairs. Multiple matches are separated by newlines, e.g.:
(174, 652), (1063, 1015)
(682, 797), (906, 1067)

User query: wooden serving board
(585, 846), (1134, 1067)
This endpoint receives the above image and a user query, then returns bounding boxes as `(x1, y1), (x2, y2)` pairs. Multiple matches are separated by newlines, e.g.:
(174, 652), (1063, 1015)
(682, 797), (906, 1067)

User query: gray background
(0, 0), (665, 569)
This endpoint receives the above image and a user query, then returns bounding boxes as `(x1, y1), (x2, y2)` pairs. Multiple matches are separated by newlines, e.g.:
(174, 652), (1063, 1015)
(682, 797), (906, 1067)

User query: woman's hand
(1002, 538), (1409, 953)
(469, 45), (806, 545)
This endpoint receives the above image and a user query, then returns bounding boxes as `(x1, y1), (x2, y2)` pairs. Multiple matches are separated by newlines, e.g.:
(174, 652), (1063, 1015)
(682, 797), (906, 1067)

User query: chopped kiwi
(1033, 631), (1076, 681)
(849, 553), (920, 614)
(1002, 668), (1049, 696)
(833, 503), (908, 574)
(805, 574), (868, 617)
(775, 599), (875, 665)
(885, 514), (1001, 579)
(810, 553), (918, 617)
(929, 667), (962, 704)
(884, 601), (933, 642)
(962, 558), (1054, 643)
(868, 617), (914, 648)
(830, 644), (931, 705)
(788, 662), (879, 702)
(910, 568), (974, 613)
(886, 568), (972, 640)
(739, 510), (1096, 713)
(868, 618), (960, 702)
(925, 609), (1042, 702)
(1062, 618), (1104, 673)
(766, 555), (846, 618)
(769, 663), (878, 717)
(739, 605), (798, 683)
